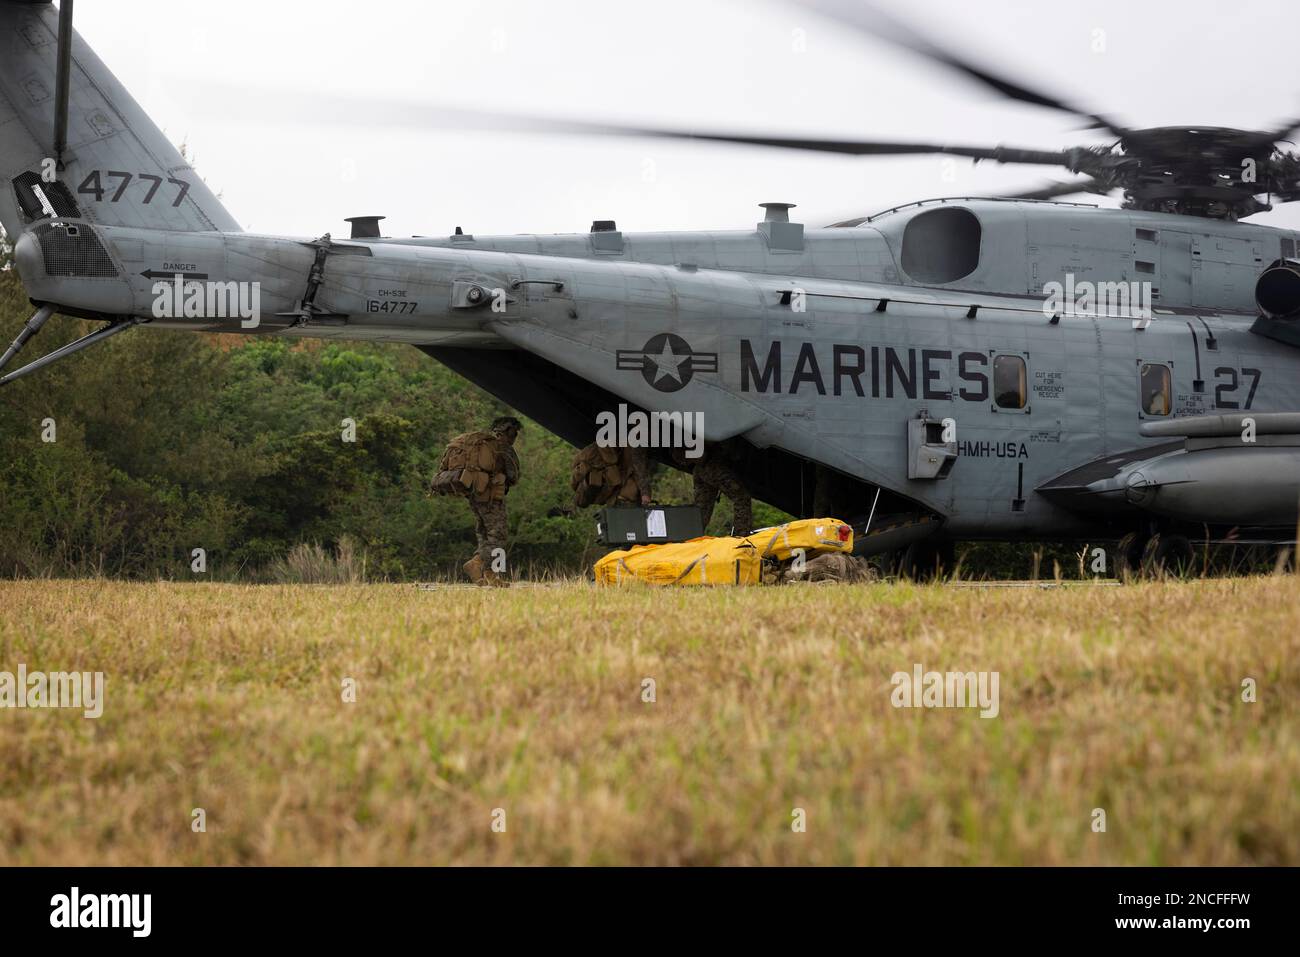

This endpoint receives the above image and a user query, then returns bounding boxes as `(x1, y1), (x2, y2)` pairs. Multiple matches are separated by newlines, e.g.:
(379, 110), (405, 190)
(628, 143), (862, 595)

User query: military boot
(482, 568), (511, 588)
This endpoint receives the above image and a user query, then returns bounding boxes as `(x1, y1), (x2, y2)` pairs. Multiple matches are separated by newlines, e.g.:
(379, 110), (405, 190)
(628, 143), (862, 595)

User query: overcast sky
(75, 0), (1300, 237)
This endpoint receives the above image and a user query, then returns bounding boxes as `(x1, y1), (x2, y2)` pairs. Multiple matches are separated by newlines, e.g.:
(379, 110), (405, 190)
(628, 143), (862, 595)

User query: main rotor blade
(192, 85), (1076, 165)
(823, 177), (1111, 227)
(1266, 115), (1300, 143)
(1268, 150), (1300, 202)
(1002, 178), (1109, 201)
(532, 126), (1073, 165)
(788, 0), (1129, 136)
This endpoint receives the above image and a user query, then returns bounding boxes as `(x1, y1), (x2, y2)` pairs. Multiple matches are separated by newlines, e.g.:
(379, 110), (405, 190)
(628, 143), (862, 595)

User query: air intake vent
(13, 170), (83, 223)
(34, 222), (118, 278)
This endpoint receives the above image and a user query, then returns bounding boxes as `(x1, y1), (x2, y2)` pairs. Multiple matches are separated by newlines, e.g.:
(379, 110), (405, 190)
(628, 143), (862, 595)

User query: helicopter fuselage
(13, 197), (1300, 545)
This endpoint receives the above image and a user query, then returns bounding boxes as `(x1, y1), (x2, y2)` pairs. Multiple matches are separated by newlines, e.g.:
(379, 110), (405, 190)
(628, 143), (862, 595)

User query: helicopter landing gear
(1114, 532), (1148, 579)
(1141, 533), (1196, 577)
(894, 540), (956, 582)
(0, 309), (142, 388)
(1115, 530), (1195, 579)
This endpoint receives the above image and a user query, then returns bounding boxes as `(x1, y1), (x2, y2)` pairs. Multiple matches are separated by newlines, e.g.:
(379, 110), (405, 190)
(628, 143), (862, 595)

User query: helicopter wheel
(896, 540), (955, 582)
(1114, 532), (1148, 580)
(1140, 533), (1196, 578)
(1273, 545), (1296, 573)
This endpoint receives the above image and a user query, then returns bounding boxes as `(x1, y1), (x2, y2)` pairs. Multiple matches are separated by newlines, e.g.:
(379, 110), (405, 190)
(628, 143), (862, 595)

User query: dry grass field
(1, 577), (1296, 865)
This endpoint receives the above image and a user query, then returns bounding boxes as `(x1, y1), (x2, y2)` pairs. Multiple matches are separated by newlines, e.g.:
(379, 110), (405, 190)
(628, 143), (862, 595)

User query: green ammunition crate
(596, 505), (704, 545)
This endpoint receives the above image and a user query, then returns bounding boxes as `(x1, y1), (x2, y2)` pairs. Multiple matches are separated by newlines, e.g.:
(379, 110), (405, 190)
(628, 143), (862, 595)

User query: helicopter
(3, 0), (1300, 577)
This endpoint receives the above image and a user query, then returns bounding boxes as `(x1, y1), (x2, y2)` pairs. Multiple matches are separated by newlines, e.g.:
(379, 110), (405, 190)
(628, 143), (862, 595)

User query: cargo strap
(613, 553), (711, 586)
(671, 555), (706, 585)
(757, 526), (790, 558)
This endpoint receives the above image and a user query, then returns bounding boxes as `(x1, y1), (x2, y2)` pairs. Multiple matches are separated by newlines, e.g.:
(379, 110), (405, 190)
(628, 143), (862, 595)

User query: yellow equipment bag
(593, 517), (854, 587)
(594, 537), (763, 586)
(743, 518), (854, 560)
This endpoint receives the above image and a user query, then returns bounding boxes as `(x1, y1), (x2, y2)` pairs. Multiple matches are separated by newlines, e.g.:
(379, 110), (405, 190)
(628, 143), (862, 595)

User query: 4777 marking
(77, 170), (191, 207)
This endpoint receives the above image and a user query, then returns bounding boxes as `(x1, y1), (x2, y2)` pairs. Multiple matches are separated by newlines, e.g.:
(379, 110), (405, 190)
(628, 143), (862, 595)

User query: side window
(1140, 363), (1171, 416)
(993, 355), (1027, 409)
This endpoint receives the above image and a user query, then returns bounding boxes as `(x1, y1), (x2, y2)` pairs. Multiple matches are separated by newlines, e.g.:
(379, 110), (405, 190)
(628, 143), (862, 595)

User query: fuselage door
(1157, 230), (1193, 306)
(1188, 234), (1265, 312)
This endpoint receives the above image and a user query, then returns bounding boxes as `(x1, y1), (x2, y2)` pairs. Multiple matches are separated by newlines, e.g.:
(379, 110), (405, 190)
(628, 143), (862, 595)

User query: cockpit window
(1141, 363), (1171, 416)
(900, 207), (981, 284)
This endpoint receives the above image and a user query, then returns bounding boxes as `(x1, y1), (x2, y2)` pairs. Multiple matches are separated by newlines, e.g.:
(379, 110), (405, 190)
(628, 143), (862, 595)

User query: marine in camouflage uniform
(680, 443), (752, 536)
(469, 417), (521, 585)
(621, 446), (653, 505)
(431, 415), (521, 585)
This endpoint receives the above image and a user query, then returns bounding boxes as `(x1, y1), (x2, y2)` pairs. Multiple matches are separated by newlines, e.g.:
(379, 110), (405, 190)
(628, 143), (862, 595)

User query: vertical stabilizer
(0, 0), (240, 239)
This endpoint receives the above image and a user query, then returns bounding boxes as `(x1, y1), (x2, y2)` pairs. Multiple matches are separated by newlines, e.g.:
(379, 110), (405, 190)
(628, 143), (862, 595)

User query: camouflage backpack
(432, 431), (509, 504)
(570, 443), (617, 507)
(571, 444), (640, 508)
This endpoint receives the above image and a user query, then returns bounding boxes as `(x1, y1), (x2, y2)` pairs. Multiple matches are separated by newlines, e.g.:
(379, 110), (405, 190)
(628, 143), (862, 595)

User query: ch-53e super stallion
(4, 0), (1300, 577)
